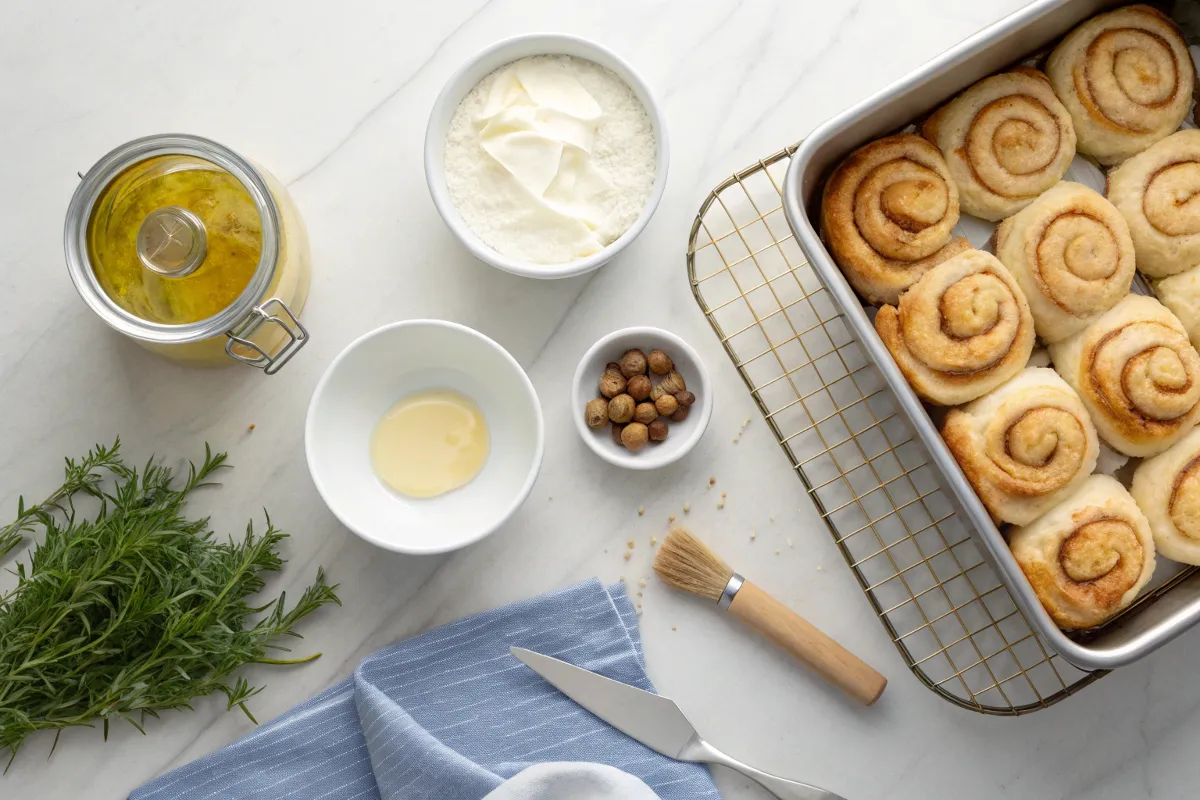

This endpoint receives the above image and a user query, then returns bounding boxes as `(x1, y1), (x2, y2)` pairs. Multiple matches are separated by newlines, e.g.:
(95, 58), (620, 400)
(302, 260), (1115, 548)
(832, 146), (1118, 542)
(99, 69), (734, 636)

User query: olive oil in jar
(86, 155), (262, 324)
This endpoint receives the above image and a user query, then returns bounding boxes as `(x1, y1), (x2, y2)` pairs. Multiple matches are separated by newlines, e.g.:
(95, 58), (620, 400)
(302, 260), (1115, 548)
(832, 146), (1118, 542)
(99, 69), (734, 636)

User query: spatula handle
(727, 581), (886, 705)
(681, 736), (846, 800)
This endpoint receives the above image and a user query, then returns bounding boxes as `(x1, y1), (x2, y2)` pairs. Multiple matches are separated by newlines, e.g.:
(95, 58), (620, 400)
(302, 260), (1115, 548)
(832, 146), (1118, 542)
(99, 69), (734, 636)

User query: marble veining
(2, 1), (1193, 798)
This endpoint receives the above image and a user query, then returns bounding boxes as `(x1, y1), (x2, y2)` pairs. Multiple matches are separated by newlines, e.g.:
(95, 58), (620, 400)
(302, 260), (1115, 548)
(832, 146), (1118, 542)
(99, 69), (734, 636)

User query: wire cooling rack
(687, 145), (1107, 715)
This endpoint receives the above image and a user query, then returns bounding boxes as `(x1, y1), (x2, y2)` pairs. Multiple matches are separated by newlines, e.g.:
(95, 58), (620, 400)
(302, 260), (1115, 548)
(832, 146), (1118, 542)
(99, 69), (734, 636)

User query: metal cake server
(511, 647), (845, 800)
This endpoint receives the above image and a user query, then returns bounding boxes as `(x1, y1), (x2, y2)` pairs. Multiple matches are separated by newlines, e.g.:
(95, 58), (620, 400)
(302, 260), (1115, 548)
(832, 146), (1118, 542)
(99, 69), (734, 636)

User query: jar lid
(65, 134), (281, 344)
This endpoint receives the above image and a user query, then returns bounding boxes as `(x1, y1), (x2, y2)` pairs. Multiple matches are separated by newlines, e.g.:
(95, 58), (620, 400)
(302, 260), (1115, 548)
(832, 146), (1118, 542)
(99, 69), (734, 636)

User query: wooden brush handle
(728, 581), (886, 706)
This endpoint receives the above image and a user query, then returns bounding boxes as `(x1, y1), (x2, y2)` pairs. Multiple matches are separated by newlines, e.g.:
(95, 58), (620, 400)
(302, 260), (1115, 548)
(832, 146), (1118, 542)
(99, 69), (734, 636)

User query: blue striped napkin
(131, 579), (720, 800)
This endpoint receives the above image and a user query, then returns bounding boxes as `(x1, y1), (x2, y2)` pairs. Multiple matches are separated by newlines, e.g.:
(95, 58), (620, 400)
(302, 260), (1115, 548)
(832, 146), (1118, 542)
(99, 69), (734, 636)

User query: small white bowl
(306, 320), (544, 555)
(572, 327), (712, 470)
(424, 33), (670, 280)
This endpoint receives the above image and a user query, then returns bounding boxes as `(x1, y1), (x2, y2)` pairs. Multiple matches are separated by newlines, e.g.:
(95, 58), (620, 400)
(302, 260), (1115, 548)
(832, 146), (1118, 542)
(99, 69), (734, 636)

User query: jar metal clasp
(225, 297), (309, 375)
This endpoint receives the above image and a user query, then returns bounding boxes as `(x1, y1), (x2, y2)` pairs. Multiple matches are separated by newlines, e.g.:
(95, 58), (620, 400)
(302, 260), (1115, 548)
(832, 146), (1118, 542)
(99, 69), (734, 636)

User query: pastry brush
(653, 528), (887, 706)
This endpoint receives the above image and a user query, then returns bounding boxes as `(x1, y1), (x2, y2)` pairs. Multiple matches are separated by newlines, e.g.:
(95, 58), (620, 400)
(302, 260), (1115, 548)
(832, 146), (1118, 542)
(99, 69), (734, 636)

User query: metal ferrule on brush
(717, 573), (744, 610)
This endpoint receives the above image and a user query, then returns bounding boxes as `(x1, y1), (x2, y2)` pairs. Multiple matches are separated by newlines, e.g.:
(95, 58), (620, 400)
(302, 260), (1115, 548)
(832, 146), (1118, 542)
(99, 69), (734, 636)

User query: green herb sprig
(0, 441), (340, 767)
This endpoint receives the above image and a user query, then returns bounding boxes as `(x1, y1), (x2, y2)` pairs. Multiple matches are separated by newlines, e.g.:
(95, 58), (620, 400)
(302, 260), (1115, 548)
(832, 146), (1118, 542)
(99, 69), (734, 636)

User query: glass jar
(64, 134), (311, 373)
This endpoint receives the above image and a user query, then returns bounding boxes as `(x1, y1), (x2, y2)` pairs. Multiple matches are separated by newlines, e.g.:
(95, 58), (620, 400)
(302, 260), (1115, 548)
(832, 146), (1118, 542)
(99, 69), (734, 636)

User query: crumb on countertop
(247, 424), (256, 432)
(668, 514), (675, 523)
(623, 552), (632, 560)
(650, 535), (658, 546)
(683, 503), (690, 513)
(638, 506), (644, 516)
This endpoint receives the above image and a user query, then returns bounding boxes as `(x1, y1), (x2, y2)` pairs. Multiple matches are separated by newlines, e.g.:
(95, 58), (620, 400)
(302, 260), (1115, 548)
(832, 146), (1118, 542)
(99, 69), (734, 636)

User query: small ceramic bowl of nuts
(572, 326), (712, 470)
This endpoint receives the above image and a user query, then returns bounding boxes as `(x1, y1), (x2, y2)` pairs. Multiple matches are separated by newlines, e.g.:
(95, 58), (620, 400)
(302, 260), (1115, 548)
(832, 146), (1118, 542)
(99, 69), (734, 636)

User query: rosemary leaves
(0, 441), (340, 765)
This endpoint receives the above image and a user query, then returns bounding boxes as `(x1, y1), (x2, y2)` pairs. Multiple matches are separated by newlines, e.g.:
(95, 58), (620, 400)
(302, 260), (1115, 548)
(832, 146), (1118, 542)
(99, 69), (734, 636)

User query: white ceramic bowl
(424, 33), (669, 280)
(306, 320), (544, 555)
(572, 327), (712, 470)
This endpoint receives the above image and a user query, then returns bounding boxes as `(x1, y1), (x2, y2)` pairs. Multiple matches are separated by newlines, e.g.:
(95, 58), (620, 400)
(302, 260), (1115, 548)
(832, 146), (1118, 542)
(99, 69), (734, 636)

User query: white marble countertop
(3, 0), (1196, 797)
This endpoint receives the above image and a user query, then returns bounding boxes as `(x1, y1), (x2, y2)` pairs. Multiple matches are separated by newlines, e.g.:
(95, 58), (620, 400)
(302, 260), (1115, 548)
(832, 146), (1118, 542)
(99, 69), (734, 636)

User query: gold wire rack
(687, 145), (1108, 715)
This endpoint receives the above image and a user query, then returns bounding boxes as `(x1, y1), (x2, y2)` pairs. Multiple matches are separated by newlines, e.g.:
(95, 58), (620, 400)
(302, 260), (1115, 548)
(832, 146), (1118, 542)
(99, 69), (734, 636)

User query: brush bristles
(653, 528), (734, 602)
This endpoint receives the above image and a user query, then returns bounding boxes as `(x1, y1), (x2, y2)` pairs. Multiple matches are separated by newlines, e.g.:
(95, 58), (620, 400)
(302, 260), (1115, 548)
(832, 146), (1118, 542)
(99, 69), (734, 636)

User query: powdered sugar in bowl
(425, 34), (669, 280)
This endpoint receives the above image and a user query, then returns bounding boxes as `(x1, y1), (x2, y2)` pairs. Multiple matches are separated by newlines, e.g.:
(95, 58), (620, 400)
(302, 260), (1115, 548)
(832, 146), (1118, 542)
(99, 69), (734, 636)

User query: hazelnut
(655, 394), (679, 417)
(606, 361), (623, 373)
(634, 402), (658, 425)
(611, 423), (626, 447)
(648, 420), (668, 442)
(651, 370), (687, 401)
(648, 349), (673, 375)
(675, 390), (696, 407)
(626, 374), (652, 401)
(585, 398), (609, 429)
(599, 368), (626, 398)
(608, 394), (635, 424)
(622, 422), (649, 451)
(671, 406), (690, 423)
(619, 349), (648, 378)
(662, 370), (686, 394)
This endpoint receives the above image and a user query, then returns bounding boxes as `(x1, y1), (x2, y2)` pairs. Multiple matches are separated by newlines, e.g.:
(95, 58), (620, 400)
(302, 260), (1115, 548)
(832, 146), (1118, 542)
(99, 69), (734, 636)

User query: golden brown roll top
(820, 133), (972, 305)
(875, 250), (1035, 406)
(1107, 130), (1200, 278)
(994, 182), (1135, 343)
(1156, 266), (1200, 351)
(1046, 5), (1194, 165)
(922, 68), (1076, 221)
(1131, 427), (1200, 565)
(1008, 474), (1155, 630)
(942, 367), (1098, 525)
(1049, 294), (1200, 457)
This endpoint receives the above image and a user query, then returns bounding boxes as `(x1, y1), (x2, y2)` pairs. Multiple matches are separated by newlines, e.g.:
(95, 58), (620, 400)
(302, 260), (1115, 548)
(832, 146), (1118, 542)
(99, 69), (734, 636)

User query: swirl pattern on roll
(1009, 475), (1155, 630)
(1046, 5), (1194, 165)
(1108, 130), (1200, 278)
(874, 250), (1035, 406)
(1048, 294), (1200, 457)
(1131, 427), (1200, 565)
(922, 68), (1076, 221)
(942, 367), (1098, 525)
(994, 182), (1135, 343)
(820, 133), (972, 305)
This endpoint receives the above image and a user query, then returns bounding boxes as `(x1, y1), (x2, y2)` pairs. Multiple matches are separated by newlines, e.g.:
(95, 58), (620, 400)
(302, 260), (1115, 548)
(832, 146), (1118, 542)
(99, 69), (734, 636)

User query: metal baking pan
(782, 0), (1200, 671)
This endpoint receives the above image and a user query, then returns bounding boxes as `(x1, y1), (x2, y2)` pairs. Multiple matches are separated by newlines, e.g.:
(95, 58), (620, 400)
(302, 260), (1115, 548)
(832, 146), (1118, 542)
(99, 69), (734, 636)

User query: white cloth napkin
(483, 763), (661, 800)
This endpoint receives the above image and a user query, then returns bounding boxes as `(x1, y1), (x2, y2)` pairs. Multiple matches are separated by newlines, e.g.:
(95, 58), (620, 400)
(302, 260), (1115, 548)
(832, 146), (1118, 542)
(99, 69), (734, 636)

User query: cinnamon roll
(1131, 427), (1200, 565)
(1048, 294), (1200, 456)
(1008, 474), (1156, 630)
(942, 367), (1098, 525)
(994, 182), (1135, 342)
(875, 250), (1035, 406)
(922, 68), (1076, 221)
(1046, 5), (1194, 165)
(1156, 266), (1200, 350)
(821, 133), (972, 305)
(1107, 130), (1200, 277)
